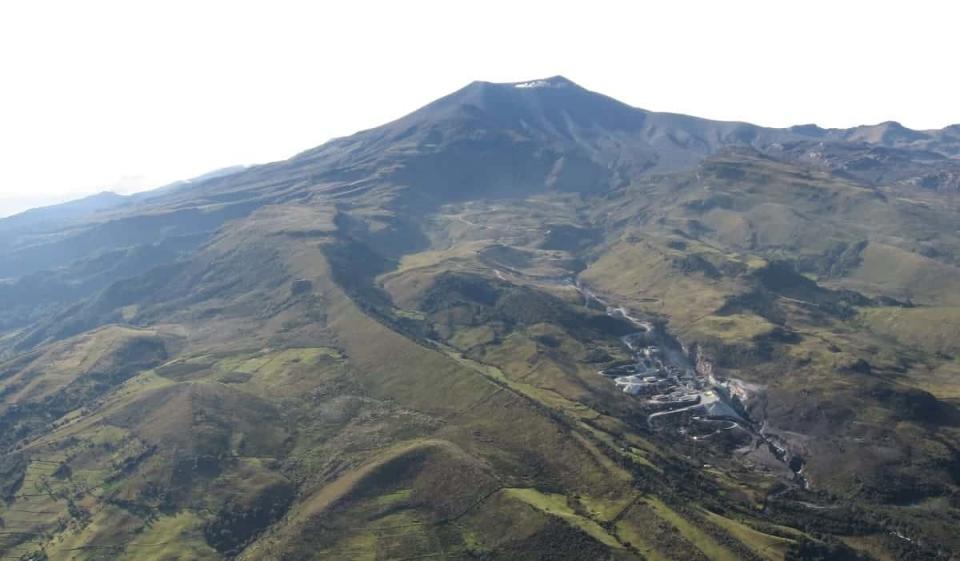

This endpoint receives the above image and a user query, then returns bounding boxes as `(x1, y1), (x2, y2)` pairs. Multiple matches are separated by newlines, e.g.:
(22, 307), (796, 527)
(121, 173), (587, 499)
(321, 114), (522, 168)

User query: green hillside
(0, 77), (957, 560)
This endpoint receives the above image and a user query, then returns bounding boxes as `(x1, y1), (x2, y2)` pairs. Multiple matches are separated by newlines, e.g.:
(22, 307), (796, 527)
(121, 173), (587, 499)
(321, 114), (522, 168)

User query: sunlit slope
(0, 78), (957, 560)
(0, 203), (815, 561)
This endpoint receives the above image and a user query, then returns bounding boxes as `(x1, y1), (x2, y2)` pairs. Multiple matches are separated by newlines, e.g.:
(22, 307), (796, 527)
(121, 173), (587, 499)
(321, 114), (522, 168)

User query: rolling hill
(0, 76), (958, 561)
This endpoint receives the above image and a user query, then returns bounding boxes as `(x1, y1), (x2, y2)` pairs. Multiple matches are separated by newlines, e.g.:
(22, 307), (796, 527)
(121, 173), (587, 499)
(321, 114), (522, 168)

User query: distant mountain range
(0, 165), (247, 226)
(0, 77), (958, 561)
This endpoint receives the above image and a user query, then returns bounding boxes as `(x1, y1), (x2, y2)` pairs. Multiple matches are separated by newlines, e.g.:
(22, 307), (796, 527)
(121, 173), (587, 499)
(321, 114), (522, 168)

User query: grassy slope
(0, 149), (959, 560)
(390, 173), (960, 558)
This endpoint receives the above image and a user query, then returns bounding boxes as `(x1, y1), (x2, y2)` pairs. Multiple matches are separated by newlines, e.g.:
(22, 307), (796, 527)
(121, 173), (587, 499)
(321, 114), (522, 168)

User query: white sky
(1, 0), (958, 216)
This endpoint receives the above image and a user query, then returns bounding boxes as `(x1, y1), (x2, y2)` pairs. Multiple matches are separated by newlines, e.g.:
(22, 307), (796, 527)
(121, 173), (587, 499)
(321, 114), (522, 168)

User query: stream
(570, 278), (810, 490)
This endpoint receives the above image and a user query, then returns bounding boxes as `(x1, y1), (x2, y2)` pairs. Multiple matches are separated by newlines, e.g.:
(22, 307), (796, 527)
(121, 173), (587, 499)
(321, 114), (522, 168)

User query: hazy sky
(1, 0), (958, 216)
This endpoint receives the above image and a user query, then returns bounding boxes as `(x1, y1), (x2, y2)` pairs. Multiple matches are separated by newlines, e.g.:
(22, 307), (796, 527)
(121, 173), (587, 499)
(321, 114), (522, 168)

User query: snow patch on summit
(513, 77), (573, 89)
(514, 80), (552, 89)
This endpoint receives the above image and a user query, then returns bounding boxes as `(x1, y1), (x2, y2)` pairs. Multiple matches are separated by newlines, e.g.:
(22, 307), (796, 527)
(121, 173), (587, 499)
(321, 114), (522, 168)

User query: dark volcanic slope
(0, 77), (958, 561)
(5, 77), (957, 279)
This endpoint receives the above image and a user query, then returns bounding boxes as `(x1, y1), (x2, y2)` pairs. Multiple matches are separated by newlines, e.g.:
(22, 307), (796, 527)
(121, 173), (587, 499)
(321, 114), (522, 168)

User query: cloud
(102, 175), (150, 195)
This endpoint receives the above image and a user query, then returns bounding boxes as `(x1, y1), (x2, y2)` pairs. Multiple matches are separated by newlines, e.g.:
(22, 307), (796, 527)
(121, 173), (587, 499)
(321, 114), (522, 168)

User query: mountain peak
(335, 74), (643, 150)
(507, 75), (580, 89)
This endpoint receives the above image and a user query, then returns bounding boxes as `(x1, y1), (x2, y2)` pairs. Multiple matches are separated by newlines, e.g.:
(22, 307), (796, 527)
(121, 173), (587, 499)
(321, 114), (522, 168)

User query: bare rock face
(290, 279), (313, 296)
(692, 343), (715, 379)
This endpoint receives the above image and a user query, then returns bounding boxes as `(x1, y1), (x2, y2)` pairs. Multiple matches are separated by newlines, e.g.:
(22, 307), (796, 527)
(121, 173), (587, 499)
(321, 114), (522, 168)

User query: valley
(0, 77), (957, 560)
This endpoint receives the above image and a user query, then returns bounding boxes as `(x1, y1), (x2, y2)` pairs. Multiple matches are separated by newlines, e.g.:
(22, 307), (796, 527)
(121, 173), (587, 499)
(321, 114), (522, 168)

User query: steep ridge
(0, 78), (957, 560)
